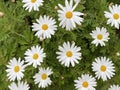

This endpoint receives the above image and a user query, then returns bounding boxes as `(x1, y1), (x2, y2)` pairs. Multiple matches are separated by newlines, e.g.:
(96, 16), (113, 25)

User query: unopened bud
(61, 76), (64, 80)
(74, 0), (81, 3)
(11, 0), (15, 3)
(54, 6), (58, 11)
(116, 52), (120, 56)
(109, 2), (113, 6)
(40, 36), (44, 41)
(0, 12), (4, 17)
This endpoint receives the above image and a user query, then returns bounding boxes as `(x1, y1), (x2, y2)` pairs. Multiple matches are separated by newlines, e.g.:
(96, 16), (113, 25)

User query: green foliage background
(0, 0), (120, 90)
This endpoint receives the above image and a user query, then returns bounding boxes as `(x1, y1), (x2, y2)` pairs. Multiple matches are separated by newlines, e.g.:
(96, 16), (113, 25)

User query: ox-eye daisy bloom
(6, 58), (25, 81)
(108, 85), (120, 90)
(8, 81), (30, 90)
(104, 4), (120, 29)
(24, 45), (46, 68)
(58, 0), (84, 30)
(90, 27), (110, 46)
(92, 57), (115, 81)
(32, 15), (57, 39)
(33, 67), (53, 88)
(74, 74), (97, 90)
(22, 0), (44, 12)
(56, 42), (82, 67)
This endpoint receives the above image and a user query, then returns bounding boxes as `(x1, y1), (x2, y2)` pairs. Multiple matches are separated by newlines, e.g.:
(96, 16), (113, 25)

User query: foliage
(0, 0), (120, 90)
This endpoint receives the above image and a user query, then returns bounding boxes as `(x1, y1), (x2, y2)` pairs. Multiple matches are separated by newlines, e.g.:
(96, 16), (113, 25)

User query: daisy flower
(104, 4), (120, 29)
(8, 81), (30, 90)
(24, 45), (46, 68)
(74, 74), (97, 90)
(57, 0), (84, 30)
(90, 27), (110, 46)
(22, 0), (44, 12)
(32, 15), (57, 39)
(33, 67), (53, 88)
(92, 56), (115, 81)
(108, 85), (120, 90)
(56, 42), (82, 67)
(6, 58), (25, 81)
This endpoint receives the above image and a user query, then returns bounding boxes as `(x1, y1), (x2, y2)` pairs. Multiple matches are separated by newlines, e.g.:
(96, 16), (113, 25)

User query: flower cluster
(5, 0), (120, 89)
(6, 45), (53, 89)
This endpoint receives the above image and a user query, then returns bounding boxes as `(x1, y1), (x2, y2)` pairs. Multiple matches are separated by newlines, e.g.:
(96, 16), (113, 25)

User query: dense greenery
(0, 0), (120, 90)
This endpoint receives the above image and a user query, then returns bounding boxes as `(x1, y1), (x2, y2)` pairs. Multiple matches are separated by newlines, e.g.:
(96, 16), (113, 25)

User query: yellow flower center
(14, 66), (20, 73)
(66, 51), (73, 57)
(65, 11), (73, 19)
(82, 81), (89, 88)
(97, 34), (103, 40)
(42, 24), (48, 30)
(41, 73), (47, 80)
(113, 13), (119, 20)
(100, 65), (106, 72)
(33, 53), (39, 60)
(31, 0), (36, 3)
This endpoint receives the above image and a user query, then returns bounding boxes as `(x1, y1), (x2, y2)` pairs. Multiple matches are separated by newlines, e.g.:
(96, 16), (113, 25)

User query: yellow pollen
(14, 66), (20, 72)
(65, 11), (73, 19)
(42, 24), (48, 30)
(31, 0), (36, 3)
(33, 53), (39, 60)
(66, 51), (73, 57)
(41, 73), (47, 80)
(100, 65), (107, 72)
(82, 81), (89, 88)
(97, 34), (103, 40)
(113, 13), (119, 20)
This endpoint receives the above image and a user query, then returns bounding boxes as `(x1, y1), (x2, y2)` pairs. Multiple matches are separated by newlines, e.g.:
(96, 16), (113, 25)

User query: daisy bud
(61, 76), (64, 80)
(74, 0), (81, 3)
(109, 2), (113, 6)
(54, 6), (58, 11)
(116, 52), (120, 56)
(84, 13), (87, 17)
(40, 36), (44, 41)
(0, 12), (4, 17)
(78, 23), (82, 26)
(11, 0), (15, 3)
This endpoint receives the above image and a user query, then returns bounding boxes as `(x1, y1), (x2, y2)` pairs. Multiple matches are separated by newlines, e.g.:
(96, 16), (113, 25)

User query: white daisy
(32, 15), (57, 39)
(104, 4), (120, 29)
(108, 85), (120, 90)
(90, 27), (110, 46)
(33, 67), (53, 88)
(24, 45), (46, 68)
(92, 56), (115, 81)
(8, 81), (30, 90)
(22, 0), (44, 12)
(56, 42), (82, 67)
(57, 0), (84, 30)
(74, 74), (97, 90)
(6, 58), (25, 81)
